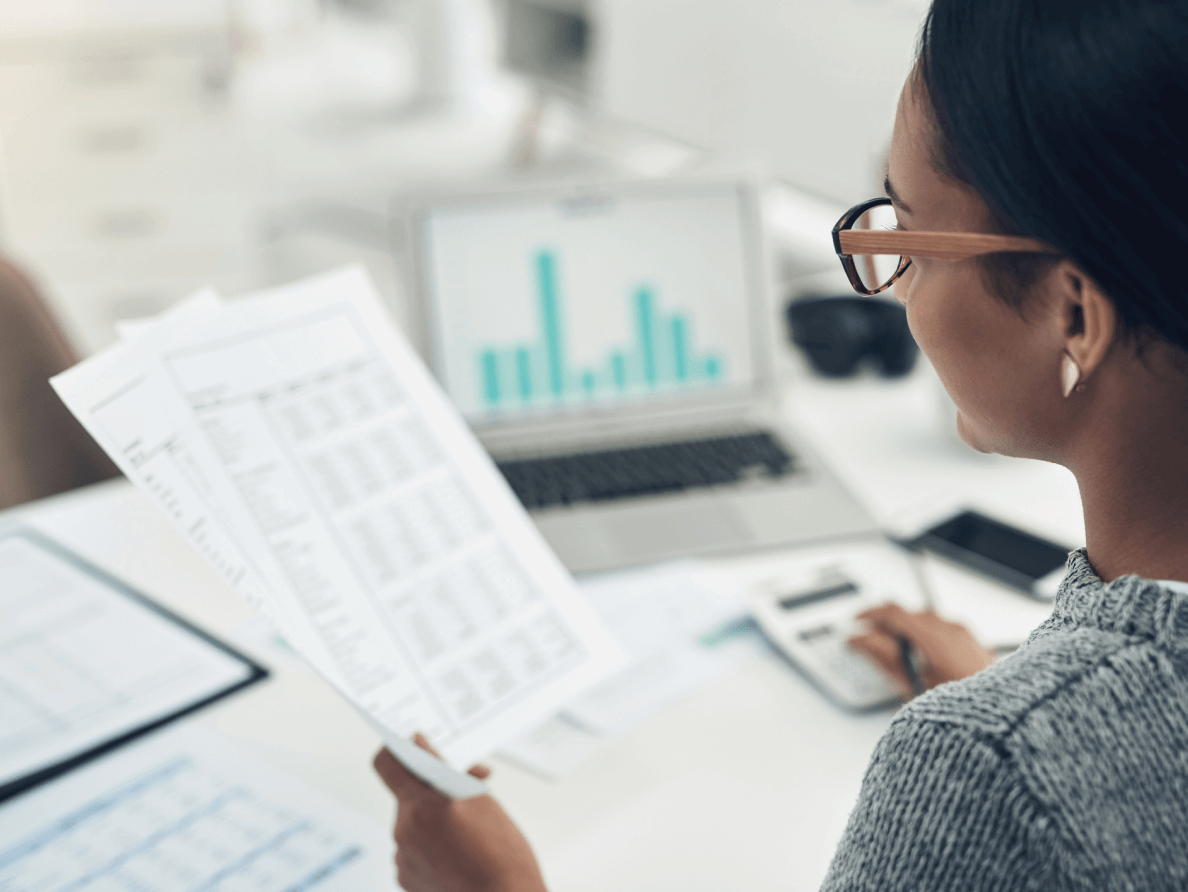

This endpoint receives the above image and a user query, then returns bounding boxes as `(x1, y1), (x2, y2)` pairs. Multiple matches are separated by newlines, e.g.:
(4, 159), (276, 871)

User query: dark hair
(918, 0), (1188, 352)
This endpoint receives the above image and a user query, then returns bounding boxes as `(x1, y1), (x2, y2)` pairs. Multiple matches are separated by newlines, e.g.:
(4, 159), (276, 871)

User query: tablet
(0, 528), (267, 802)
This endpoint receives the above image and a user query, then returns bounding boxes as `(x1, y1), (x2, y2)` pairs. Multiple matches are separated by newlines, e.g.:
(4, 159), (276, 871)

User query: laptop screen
(420, 183), (760, 425)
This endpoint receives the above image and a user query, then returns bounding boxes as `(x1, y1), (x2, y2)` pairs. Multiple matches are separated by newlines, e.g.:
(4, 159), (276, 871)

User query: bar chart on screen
(475, 249), (728, 410)
(424, 185), (757, 419)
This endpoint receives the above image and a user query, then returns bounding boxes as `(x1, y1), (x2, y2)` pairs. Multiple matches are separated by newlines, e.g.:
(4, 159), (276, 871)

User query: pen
(898, 635), (926, 698)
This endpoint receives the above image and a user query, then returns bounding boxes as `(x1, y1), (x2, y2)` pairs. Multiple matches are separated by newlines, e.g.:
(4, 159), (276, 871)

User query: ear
(1055, 262), (1117, 381)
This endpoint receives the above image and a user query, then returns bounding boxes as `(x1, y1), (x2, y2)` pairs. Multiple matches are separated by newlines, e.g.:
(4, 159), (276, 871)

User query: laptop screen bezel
(404, 177), (779, 436)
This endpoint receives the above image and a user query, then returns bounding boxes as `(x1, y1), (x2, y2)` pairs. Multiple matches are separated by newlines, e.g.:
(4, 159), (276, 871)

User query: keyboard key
(496, 431), (798, 510)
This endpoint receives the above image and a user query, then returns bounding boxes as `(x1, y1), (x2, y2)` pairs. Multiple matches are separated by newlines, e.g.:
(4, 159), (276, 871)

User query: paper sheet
(0, 530), (260, 797)
(52, 267), (624, 796)
(563, 562), (757, 735)
(499, 562), (763, 778)
(0, 723), (394, 892)
(496, 714), (606, 781)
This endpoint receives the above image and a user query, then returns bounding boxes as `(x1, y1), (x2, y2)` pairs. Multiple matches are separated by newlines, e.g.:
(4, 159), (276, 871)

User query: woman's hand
(372, 735), (548, 892)
(848, 603), (996, 698)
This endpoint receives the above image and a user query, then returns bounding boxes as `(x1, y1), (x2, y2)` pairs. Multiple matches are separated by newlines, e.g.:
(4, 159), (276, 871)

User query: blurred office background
(0, 0), (927, 354)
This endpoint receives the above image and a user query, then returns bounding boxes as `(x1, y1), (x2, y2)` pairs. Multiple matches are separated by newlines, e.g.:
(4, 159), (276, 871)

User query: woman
(373, 0), (1188, 887)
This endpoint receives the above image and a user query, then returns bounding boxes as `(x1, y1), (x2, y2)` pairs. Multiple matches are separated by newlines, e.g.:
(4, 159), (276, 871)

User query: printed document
(0, 529), (262, 800)
(52, 268), (623, 793)
(563, 562), (758, 735)
(0, 723), (393, 892)
(500, 561), (763, 779)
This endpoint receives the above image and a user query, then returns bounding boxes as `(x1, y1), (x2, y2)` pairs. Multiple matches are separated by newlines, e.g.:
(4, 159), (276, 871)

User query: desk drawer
(0, 110), (252, 203)
(0, 50), (229, 118)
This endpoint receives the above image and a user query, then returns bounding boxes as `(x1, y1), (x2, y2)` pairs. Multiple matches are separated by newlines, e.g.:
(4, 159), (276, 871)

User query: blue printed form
(0, 724), (393, 892)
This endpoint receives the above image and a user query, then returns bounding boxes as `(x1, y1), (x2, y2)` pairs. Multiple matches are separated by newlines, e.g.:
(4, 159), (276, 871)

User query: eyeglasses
(832, 197), (1057, 296)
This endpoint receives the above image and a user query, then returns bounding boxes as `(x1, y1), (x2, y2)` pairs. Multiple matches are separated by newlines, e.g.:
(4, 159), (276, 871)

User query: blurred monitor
(500, 0), (926, 205)
(504, 0), (594, 97)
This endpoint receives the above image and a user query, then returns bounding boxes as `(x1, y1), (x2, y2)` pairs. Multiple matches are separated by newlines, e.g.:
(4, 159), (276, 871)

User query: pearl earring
(1061, 353), (1082, 398)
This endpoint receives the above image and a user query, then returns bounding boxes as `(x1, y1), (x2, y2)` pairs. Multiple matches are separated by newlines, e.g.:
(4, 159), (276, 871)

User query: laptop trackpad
(610, 503), (751, 559)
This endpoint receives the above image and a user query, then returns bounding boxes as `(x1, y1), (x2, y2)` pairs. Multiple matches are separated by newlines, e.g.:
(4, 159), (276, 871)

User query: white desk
(6, 361), (1082, 892)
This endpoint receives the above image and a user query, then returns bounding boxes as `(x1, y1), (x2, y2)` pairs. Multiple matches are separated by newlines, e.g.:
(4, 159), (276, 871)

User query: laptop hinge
(474, 395), (776, 457)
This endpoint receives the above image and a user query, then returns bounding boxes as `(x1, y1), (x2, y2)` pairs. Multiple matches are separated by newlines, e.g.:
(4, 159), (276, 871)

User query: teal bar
(480, 257), (732, 407)
(611, 350), (627, 390)
(481, 350), (501, 406)
(636, 287), (657, 385)
(537, 251), (565, 398)
(671, 315), (689, 382)
(531, 346), (550, 401)
(515, 347), (533, 400)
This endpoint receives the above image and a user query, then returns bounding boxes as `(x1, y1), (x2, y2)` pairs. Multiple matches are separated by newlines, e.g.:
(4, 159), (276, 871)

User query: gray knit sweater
(821, 550), (1188, 891)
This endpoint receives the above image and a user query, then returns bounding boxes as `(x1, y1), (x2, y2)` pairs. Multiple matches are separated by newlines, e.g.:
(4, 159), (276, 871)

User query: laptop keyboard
(496, 431), (799, 510)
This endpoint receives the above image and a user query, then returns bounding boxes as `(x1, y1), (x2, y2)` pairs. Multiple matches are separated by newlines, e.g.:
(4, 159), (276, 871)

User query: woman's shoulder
(899, 616), (1165, 745)
(888, 599), (1188, 803)
(831, 615), (1188, 892)
(904, 552), (1188, 746)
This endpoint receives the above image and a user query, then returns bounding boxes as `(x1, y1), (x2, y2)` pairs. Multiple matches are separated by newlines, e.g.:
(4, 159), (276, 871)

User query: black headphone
(785, 294), (919, 378)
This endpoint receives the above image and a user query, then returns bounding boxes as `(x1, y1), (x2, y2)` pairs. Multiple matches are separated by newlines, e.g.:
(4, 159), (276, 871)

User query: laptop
(407, 178), (877, 573)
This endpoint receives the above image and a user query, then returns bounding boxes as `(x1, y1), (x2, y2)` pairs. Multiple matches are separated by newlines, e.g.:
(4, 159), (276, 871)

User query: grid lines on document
(172, 309), (585, 744)
(0, 757), (361, 892)
(0, 540), (249, 772)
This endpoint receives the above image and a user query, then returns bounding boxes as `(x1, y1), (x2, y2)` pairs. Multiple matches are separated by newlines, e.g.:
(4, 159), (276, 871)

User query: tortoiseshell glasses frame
(832, 197), (1058, 296)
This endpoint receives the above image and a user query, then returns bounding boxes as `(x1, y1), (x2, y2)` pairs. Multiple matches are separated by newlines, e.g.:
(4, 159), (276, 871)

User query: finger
(857, 603), (940, 644)
(856, 602), (915, 628)
(848, 631), (913, 696)
(373, 747), (431, 798)
(849, 630), (907, 678)
(412, 732), (444, 760)
(409, 733), (491, 779)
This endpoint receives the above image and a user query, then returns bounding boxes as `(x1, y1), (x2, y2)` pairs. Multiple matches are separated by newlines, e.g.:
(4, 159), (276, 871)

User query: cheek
(901, 264), (1049, 455)
(900, 263), (965, 369)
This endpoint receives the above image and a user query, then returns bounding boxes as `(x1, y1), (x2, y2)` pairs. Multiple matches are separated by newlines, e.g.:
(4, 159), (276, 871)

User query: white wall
(595, 0), (926, 203)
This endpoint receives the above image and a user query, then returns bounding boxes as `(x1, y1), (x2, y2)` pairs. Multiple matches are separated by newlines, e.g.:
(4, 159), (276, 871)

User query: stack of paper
(52, 267), (625, 796)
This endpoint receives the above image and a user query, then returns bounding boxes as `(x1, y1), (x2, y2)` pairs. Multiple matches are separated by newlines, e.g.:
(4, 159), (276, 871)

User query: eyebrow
(884, 175), (913, 214)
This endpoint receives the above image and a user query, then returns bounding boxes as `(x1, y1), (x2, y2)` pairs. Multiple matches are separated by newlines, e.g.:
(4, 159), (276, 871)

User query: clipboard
(0, 528), (267, 802)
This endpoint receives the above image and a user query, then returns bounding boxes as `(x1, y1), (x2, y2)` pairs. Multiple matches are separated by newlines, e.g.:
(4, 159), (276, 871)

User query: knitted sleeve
(820, 713), (1063, 892)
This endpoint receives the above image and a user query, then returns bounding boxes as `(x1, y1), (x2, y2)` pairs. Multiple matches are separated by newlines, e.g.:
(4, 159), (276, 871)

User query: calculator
(748, 539), (929, 710)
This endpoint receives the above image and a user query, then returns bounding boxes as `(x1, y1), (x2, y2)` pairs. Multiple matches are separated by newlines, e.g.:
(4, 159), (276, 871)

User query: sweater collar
(1039, 548), (1188, 652)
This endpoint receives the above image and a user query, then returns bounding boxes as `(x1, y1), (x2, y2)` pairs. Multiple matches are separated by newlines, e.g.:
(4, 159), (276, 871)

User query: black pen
(898, 635), (925, 698)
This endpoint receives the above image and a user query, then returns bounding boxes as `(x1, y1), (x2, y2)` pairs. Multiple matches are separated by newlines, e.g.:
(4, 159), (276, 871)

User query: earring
(1061, 352), (1082, 398)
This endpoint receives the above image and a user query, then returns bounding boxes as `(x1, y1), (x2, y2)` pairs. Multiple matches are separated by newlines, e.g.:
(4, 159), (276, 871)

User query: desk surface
(8, 363), (1081, 892)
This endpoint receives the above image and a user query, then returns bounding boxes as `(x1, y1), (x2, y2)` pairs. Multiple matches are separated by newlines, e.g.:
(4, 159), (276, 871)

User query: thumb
(411, 733), (490, 779)
(373, 747), (431, 799)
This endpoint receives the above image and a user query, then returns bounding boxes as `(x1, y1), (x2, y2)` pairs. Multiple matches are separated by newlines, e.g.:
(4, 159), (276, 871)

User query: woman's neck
(1073, 368), (1188, 583)
(1080, 470), (1188, 584)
